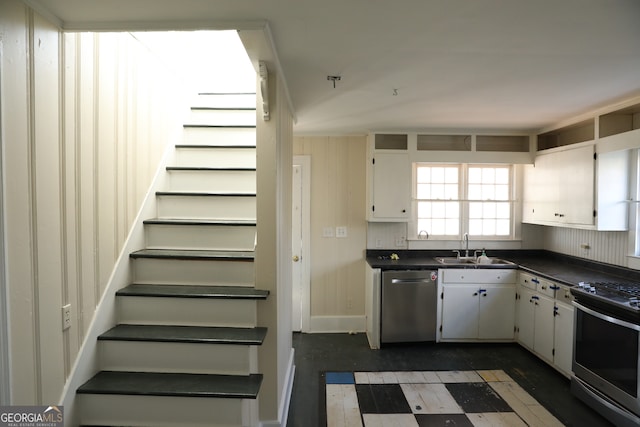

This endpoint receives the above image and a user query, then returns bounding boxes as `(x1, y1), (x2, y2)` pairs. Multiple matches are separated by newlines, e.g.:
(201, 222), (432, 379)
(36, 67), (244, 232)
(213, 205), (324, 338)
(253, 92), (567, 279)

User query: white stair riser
(168, 169), (256, 193)
(117, 297), (258, 327)
(157, 195), (256, 221)
(183, 127), (255, 146)
(188, 109), (256, 126)
(133, 258), (254, 286)
(78, 394), (255, 427)
(175, 147), (256, 168)
(99, 341), (258, 375)
(145, 224), (256, 251)
(192, 94), (256, 109)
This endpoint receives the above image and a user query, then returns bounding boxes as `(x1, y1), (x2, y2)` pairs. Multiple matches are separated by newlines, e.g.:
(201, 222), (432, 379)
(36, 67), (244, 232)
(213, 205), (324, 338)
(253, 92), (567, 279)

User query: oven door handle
(574, 301), (640, 331)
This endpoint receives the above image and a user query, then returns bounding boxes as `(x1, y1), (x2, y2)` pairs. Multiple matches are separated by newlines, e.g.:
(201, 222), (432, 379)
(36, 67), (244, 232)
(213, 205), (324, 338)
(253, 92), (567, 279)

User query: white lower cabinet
(516, 271), (574, 377)
(440, 269), (516, 341)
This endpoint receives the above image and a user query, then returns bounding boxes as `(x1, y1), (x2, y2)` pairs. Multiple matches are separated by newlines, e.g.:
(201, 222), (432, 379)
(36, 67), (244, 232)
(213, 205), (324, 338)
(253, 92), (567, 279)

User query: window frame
(412, 163), (516, 241)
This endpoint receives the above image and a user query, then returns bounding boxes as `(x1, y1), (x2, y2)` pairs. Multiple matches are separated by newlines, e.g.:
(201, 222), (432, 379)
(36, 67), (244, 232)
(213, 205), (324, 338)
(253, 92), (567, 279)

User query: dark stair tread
(155, 191), (256, 197)
(116, 284), (269, 299)
(175, 144), (256, 149)
(130, 249), (254, 261)
(77, 371), (262, 399)
(191, 107), (256, 111)
(182, 124), (256, 129)
(166, 166), (256, 171)
(197, 92), (256, 95)
(98, 324), (267, 345)
(143, 218), (256, 226)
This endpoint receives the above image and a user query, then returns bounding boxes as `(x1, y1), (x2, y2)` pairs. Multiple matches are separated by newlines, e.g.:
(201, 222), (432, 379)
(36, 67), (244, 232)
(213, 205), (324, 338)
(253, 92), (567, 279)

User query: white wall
(293, 136), (367, 331)
(0, 0), (184, 404)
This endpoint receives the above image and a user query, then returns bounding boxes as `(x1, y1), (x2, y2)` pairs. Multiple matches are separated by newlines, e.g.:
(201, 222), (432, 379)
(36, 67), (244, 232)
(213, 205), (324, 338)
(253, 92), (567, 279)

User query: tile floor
(286, 333), (614, 427)
(326, 369), (563, 426)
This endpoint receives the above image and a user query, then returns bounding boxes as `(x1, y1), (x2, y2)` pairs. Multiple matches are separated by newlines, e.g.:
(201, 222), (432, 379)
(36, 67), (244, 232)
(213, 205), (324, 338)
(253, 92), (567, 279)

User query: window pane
(468, 184), (482, 200)
(444, 183), (458, 199)
(432, 167), (445, 183)
(483, 202), (496, 218)
(495, 168), (509, 184)
(445, 202), (460, 218)
(417, 168), (430, 183)
(432, 219), (445, 235)
(496, 219), (510, 235)
(483, 220), (496, 235)
(418, 201), (430, 217)
(417, 183), (430, 199)
(431, 184), (445, 199)
(469, 202), (483, 218)
(495, 184), (509, 200)
(469, 219), (482, 235)
(482, 168), (495, 183)
(468, 168), (482, 183)
(496, 202), (510, 218)
(432, 202), (446, 218)
(445, 219), (459, 235)
(445, 168), (458, 183)
(482, 185), (495, 200)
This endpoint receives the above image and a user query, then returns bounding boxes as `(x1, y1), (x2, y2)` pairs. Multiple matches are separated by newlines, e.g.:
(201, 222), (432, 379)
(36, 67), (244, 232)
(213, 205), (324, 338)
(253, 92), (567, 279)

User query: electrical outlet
(322, 227), (334, 238)
(395, 236), (406, 247)
(62, 304), (72, 330)
(336, 226), (348, 238)
(375, 239), (383, 248)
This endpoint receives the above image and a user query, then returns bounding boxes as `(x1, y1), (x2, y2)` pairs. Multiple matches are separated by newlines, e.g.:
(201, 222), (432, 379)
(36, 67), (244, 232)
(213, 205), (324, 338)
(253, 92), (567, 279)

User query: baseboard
(259, 348), (295, 427)
(308, 315), (366, 333)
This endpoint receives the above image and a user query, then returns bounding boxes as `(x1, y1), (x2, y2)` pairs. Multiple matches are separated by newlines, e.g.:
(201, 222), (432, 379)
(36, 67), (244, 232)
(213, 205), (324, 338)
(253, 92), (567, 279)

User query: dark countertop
(366, 249), (640, 287)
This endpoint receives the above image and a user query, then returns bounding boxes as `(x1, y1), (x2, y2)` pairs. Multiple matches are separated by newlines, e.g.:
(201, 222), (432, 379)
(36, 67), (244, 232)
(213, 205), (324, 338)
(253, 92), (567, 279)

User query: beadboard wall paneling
(542, 226), (628, 266)
(293, 136), (367, 317)
(1, 0), (182, 404)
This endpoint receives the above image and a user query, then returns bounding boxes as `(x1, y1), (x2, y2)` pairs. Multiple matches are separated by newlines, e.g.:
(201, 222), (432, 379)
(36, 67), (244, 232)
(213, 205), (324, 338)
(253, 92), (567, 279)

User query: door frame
(0, 44), (11, 405)
(292, 155), (311, 332)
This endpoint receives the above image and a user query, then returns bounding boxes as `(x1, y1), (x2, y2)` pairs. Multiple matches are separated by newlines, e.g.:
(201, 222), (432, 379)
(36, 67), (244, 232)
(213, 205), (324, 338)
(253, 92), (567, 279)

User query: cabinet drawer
(442, 269), (516, 284)
(537, 278), (556, 298)
(518, 272), (537, 290)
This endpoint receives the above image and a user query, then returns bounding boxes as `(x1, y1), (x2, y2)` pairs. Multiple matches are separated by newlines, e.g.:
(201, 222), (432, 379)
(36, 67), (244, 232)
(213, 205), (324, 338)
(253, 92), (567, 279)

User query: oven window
(575, 309), (639, 397)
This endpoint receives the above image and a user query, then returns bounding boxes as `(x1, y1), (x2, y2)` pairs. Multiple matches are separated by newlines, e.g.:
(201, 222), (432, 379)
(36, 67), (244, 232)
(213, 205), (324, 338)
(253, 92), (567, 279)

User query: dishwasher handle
(391, 278), (433, 284)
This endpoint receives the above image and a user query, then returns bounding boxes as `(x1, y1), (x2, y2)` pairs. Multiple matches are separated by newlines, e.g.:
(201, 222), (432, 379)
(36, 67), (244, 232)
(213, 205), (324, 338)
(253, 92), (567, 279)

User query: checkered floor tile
(325, 370), (564, 427)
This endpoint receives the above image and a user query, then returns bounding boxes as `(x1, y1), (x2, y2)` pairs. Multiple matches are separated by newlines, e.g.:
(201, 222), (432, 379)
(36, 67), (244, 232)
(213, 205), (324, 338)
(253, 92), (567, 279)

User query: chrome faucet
(462, 233), (469, 258)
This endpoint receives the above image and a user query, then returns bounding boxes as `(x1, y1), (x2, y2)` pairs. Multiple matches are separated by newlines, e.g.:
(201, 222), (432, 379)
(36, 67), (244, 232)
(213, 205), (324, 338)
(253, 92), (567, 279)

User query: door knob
(292, 255), (300, 262)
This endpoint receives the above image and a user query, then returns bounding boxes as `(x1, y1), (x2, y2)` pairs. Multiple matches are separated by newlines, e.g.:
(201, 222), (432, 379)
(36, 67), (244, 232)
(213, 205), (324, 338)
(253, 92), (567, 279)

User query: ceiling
(26, 0), (640, 135)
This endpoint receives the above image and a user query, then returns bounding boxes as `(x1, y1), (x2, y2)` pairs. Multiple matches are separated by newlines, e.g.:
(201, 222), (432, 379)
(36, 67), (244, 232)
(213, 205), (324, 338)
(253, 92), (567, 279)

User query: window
(414, 164), (513, 239)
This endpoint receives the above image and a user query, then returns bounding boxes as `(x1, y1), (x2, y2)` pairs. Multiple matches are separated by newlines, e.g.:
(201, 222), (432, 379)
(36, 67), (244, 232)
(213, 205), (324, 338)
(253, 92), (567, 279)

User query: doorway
(292, 156), (310, 332)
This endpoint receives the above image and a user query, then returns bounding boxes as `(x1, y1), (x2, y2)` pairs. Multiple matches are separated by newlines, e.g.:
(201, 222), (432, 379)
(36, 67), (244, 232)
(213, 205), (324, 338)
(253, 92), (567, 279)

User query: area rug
(324, 369), (564, 427)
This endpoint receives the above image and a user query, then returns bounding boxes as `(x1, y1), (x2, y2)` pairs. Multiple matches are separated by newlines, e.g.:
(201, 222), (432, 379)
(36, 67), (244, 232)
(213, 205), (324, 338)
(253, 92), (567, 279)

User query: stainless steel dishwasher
(381, 270), (437, 344)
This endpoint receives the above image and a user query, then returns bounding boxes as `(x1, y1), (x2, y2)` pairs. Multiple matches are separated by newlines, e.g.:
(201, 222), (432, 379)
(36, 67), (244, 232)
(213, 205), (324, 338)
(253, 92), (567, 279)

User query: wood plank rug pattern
(325, 370), (565, 427)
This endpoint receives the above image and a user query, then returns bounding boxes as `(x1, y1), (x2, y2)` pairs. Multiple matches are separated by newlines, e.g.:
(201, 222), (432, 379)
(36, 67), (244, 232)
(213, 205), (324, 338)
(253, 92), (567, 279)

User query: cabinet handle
(402, 209), (406, 213)
(473, 292), (478, 296)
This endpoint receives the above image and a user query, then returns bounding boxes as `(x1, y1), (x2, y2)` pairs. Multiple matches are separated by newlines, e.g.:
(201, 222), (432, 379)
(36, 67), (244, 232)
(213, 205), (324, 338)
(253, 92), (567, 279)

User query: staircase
(76, 93), (267, 427)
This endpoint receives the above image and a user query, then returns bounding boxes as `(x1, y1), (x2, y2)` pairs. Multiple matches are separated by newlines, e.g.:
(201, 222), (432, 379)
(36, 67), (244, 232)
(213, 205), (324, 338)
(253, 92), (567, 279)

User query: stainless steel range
(571, 281), (640, 427)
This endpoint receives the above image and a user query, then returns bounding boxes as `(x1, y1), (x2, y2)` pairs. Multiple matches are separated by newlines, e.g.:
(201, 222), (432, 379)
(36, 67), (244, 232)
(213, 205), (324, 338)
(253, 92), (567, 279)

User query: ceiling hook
(327, 75), (341, 88)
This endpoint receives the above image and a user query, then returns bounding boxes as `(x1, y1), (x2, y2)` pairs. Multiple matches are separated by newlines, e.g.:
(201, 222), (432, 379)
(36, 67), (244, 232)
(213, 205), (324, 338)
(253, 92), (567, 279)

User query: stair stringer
(58, 138), (180, 427)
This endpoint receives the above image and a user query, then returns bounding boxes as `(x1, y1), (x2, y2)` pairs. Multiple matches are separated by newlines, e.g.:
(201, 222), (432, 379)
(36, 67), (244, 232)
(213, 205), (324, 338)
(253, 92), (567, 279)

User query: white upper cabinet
(523, 117), (630, 230)
(366, 134), (411, 221)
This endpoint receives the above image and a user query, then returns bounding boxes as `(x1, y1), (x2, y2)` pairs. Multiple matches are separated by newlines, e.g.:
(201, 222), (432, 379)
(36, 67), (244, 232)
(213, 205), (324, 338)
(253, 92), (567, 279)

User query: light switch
(322, 227), (334, 238)
(336, 226), (348, 238)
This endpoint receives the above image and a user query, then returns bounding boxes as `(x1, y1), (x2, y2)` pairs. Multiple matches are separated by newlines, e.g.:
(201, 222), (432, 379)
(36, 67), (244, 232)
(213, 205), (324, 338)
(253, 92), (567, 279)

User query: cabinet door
(516, 286), (536, 349)
(553, 302), (574, 376)
(533, 295), (555, 363)
(441, 285), (479, 340)
(561, 145), (594, 225)
(371, 153), (410, 220)
(479, 284), (516, 339)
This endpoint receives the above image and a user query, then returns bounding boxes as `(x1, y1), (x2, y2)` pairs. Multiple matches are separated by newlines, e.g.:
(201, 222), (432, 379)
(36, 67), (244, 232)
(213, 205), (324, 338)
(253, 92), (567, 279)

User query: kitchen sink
(435, 256), (516, 266)
(435, 257), (476, 264)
